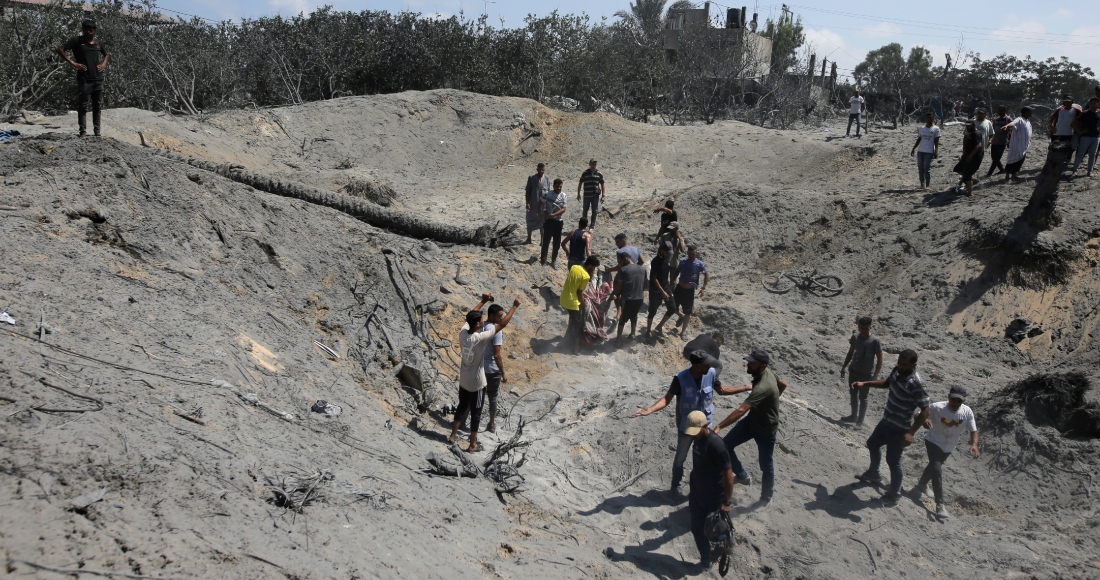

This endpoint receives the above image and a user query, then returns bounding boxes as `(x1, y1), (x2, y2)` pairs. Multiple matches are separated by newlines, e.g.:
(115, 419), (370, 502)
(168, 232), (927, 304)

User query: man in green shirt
(714, 349), (786, 506)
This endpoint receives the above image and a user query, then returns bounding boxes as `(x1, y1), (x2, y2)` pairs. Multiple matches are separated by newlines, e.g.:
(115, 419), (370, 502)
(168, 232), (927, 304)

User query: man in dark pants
(645, 241), (676, 341)
(684, 410), (734, 569)
(714, 349), (786, 506)
(853, 349), (931, 505)
(986, 106), (1012, 176)
(57, 19), (109, 137)
(611, 251), (645, 346)
(539, 178), (567, 267)
(673, 245), (708, 339)
(839, 316), (883, 426)
(631, 351), (746, 500)
(480, 304), (509, 434)
(911, 385), (979, 521)
(576, 159), (605, 229)
(451, 293), (521, 452)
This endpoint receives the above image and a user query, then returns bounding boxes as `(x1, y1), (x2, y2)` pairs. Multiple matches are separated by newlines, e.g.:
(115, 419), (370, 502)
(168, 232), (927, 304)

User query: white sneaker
(935, 504), (950, 520)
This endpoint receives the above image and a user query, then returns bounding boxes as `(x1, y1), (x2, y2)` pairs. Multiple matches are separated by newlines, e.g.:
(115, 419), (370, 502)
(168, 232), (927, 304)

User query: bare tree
(0, 0), (81, 117)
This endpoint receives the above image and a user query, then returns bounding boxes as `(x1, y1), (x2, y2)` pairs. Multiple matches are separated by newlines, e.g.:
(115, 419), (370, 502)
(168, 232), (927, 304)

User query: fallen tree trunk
(153, 150), (509, 246)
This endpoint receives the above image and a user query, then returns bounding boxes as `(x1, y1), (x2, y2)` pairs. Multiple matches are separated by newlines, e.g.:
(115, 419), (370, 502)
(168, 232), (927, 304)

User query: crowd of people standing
(449, 157), (986, 570)
(898, 86), (1100, 195)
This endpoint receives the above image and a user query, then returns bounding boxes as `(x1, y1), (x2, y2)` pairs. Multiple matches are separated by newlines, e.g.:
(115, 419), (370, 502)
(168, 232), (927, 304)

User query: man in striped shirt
(576, 160), (605, 229)
(852, 349), (930, 505)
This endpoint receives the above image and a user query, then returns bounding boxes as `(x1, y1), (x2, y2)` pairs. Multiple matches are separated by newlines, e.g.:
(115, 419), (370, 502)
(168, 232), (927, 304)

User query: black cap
(689, 349), (719, 368)
(82, 19), (97, 29)
(857, 316), (873, 325)
(744, 348), (770, 364)
(949, 385), (968, 400)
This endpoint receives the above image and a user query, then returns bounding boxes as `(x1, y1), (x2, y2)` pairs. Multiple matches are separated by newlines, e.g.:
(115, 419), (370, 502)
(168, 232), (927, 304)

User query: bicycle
(761, 269), (844, 296)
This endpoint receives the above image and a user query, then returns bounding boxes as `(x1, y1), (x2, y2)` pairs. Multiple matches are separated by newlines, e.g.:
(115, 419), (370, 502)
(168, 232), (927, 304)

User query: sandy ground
(1, 90), (1098, 579)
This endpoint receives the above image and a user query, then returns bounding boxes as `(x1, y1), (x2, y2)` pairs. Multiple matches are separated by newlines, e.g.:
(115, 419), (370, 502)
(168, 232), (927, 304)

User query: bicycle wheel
(810, 275), (844, 296)
(762, 273), (794, 294)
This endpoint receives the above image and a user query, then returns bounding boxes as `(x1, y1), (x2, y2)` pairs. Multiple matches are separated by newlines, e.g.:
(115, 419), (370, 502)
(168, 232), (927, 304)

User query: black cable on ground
(4, 330), (209, 386)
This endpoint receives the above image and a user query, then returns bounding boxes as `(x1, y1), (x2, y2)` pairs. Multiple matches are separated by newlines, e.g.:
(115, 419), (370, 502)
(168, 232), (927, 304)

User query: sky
(160, 0), (1100, 85)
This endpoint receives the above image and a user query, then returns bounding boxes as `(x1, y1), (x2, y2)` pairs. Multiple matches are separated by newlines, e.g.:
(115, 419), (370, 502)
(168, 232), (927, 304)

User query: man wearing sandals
(450, 292), (521, 452)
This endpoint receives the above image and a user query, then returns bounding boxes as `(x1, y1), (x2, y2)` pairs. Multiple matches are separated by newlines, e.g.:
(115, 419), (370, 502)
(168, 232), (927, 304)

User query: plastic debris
(69, 487), (107, 510)
(310, 400), (342, 417)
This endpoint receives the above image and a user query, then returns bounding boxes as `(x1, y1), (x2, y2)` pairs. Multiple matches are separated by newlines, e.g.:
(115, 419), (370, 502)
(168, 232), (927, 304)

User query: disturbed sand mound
(1, 90), (1099, 579)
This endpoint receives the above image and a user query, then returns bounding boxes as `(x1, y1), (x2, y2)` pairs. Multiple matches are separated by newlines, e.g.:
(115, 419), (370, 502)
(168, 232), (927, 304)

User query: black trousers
(541, 219), (563, 265)
(917, 439), (953, 503)
(987, 144), (1007, 174)
(77, 81), (103, 134)
(454, 388), (485, 433)
(689, 494), (722, 563)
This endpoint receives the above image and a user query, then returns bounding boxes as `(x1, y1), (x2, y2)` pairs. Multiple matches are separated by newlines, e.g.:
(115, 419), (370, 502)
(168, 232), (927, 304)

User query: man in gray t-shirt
(840, 316), (883, 426)
(613, 252), (646, 346)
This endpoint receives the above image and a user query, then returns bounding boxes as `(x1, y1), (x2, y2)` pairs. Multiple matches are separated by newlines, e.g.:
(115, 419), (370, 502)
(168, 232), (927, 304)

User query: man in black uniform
(685, 410), (734, 569)
(57, 19), (109, 137)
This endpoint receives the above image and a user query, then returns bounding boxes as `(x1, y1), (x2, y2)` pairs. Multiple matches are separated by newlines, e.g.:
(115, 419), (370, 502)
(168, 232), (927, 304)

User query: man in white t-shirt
(910, 112), (941, 190)
(480, 304), (508, 433)
(846, 89), (865, 138)
(450, 292), (521, 452)
(911, 385), (979, 521)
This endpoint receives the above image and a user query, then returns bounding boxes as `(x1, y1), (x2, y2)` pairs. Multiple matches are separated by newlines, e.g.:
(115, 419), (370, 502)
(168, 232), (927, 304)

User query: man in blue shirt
(673, 246), (708, 340)
(631, 351), (747, 500)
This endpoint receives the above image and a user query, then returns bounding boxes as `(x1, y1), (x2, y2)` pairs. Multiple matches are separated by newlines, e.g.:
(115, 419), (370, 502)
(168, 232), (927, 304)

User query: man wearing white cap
(911, 385), (979, 521)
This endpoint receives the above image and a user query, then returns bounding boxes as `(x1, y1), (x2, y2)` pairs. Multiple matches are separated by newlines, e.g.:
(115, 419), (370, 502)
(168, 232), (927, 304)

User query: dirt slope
(1, 91), (1099, 579)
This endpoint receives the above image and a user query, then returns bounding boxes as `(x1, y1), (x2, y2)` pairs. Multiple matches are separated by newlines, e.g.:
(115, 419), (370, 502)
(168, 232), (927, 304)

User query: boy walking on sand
(840, 316), (883, 426)
(673, 246), (708, 339)
(910, 385), (979, 521)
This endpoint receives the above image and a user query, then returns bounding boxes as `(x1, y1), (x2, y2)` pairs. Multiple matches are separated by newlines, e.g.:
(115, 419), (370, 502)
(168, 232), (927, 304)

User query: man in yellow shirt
(561, 256), (600, 354)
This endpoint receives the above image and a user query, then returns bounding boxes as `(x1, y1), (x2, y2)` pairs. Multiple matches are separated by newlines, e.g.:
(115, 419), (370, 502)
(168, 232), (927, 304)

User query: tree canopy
(765, 10), (805, 74)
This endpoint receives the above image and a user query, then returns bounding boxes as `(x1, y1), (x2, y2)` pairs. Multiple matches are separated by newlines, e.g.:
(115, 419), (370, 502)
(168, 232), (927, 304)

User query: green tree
(765, 10), (805, 74)
(853, 43), (906, 92)
(906, 46), (933, 82)
(614, 0), (670, 35)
